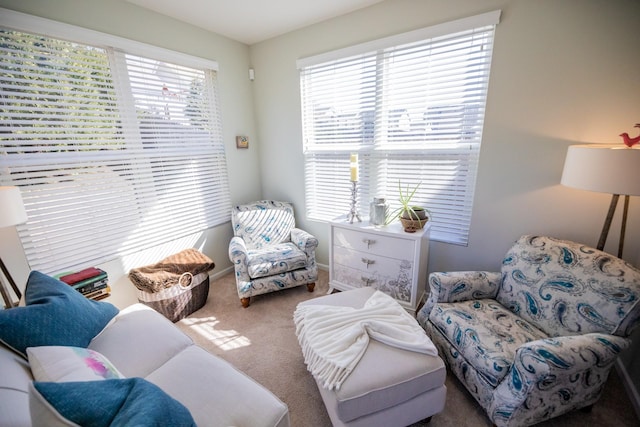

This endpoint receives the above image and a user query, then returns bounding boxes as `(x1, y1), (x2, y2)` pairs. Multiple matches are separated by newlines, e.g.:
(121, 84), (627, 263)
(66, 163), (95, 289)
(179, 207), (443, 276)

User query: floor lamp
(561, 144), (640, 258)
(0, 186), (28, 309)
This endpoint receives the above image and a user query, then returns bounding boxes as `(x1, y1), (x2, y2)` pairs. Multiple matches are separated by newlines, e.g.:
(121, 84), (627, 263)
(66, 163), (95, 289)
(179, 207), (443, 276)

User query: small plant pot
(407, 207), (428, 220)
(400, 214), (428, 233)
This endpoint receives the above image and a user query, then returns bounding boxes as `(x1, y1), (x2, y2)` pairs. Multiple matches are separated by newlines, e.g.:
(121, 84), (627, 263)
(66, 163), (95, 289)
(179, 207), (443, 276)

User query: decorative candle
(350, 153), (358, 182)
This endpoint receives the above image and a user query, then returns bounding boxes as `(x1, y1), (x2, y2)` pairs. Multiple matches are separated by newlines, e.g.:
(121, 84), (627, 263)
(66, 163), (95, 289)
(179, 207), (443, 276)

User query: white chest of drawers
(329, 219), (431, 314)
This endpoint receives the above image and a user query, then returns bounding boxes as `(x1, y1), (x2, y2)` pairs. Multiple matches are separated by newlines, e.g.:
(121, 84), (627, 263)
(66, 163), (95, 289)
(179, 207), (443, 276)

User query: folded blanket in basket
(294, 290), (437, 391)
(128, 249), (215, 293)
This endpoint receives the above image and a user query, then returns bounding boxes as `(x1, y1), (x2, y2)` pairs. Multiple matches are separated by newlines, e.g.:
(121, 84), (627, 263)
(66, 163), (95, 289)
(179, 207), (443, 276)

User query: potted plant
(385, 181), (431, 232)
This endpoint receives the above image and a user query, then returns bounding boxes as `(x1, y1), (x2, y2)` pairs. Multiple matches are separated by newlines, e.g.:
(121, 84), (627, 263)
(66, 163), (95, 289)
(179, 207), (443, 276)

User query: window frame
(0, 9), (231, 274)
(297, 11), (500, 246)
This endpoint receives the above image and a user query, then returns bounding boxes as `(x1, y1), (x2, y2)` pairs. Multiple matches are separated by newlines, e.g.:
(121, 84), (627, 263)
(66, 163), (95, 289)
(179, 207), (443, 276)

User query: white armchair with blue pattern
(229, 201), (318, 308)
(417, 235), (640, 426)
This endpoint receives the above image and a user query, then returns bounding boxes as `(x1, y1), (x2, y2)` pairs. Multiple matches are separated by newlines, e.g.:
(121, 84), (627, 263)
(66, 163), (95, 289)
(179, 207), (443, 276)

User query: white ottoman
(297, 287), (446, 427)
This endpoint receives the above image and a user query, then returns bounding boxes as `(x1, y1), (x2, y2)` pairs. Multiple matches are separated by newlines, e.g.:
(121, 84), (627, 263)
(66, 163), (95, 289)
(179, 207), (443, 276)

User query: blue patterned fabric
(0, 271), (118, 357)
(232, 200), (295, 250)
(418, 271), (502, 326)
(429, 299), (547, 387)
(31, 378), (195, 427)
(417, 235), (640, 427)
(497, 235), (640, 337)
(229, 201), (318, 302)
(247, 242), (308, 279)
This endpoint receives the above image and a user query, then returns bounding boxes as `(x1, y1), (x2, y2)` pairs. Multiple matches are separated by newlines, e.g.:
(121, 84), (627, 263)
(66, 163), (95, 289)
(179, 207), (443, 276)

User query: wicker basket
(400, 217), (428, 233)
(129, 249), (214, 322)
(136, 272), (210, 322)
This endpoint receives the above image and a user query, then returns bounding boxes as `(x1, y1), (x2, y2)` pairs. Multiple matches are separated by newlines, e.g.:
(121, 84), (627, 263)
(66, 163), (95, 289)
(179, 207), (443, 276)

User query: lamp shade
(0, 186), (28, 228)
(561, 145), (640, 196)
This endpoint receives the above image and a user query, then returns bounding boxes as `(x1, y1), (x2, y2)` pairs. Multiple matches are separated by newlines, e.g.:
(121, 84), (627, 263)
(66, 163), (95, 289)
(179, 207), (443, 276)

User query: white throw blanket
(294, 290), (438, 391)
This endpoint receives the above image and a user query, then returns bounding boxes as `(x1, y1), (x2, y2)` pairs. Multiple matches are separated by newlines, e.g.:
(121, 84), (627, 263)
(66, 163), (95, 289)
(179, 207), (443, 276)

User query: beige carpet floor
(176, 269), (638, 427)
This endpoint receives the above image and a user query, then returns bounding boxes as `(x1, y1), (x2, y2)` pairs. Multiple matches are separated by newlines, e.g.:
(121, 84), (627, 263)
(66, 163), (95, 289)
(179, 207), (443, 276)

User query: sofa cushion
(146, 345), (290, 427)
(0, 342), (32, 427)
(88, 304), (192, 378)
(29, 378), (196, 427)
(0, 271), (118, 357)
(27, 346), (123, 382)
(429, 298), (547, 387)
(247, 242), (308, 279)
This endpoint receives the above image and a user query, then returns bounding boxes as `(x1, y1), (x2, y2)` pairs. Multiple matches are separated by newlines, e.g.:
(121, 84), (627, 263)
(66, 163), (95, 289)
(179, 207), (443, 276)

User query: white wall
(0, 0), (260, 308)
(250, 0), (640, 273)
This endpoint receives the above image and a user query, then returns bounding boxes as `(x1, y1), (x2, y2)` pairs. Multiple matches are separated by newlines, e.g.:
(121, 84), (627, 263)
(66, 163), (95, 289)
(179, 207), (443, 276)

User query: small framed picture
(236, 136), (249, 149)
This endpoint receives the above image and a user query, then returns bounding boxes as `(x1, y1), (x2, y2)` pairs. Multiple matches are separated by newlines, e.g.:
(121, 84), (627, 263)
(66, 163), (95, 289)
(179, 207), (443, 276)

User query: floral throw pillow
(27, 346), (123, 382)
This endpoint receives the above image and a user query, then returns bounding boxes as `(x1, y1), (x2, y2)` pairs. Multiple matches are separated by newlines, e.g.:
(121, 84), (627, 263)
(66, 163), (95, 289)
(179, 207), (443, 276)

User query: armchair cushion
(247, 243), (308, 279)
(430, 299), (547, 387)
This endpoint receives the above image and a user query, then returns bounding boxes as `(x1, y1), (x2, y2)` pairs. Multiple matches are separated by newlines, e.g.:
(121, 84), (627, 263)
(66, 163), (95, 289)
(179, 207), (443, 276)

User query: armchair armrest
(490, 333), (630, 425)
(418, 271), (502, 324)
(228, 236), (251, 282)
(291, 228), (319, 259)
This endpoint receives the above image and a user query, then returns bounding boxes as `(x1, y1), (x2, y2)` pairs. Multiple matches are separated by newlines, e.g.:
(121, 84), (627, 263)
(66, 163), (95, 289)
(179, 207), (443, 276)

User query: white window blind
(299, 11), (500, 245)
(0, 21), (231, 274)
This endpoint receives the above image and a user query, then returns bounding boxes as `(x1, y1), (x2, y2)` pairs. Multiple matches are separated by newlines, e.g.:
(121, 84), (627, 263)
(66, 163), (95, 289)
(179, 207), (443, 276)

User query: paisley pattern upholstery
(429, 299), (547, 387)
(232, 201), (295, 250)
(229, 201), (318, 302)
(497, 235), (640, 337)
(246, 242), (308, 278)
(417, 235), (640, 427)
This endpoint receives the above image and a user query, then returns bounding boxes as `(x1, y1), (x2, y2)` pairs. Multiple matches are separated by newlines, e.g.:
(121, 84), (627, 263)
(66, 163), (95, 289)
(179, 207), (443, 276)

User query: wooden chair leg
(306, 282), (315, 292)
(240, 297), (250, 308)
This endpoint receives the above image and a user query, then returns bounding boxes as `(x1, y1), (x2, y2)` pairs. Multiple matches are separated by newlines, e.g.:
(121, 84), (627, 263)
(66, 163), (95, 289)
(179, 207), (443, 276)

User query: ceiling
(126, 0), (385, 45)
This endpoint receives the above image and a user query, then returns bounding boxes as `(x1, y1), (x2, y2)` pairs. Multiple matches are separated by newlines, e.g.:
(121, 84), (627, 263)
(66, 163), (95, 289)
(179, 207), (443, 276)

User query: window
(0, 11), (231, 274)
(299, 11), (500, 245)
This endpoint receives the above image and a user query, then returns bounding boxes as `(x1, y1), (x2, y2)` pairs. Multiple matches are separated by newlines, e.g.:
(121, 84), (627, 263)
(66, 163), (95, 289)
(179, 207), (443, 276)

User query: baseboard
(616, 358), (640, 419)
(211, 265), (234, 280)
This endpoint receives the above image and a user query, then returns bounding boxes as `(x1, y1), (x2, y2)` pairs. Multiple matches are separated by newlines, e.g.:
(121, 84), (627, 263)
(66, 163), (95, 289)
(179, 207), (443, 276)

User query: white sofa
(0, 272), (289, 427)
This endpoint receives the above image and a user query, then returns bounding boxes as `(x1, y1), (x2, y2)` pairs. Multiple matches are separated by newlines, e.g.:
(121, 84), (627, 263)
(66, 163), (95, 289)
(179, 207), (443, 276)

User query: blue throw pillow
(0, 271), (118, 357)
(31, 378), (196, 427)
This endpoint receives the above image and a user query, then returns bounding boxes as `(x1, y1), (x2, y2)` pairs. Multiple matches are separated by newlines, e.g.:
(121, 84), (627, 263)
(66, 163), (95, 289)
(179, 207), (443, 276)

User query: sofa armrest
(417, 271), (501, 324)
(229, 236), (251, 282)
(489, 333), (630, 425)
(291, 228), (318, 259)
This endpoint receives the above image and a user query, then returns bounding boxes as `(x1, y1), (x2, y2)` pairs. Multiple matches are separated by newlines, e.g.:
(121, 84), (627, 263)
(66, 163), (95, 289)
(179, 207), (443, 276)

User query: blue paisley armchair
(417, 235), (640, 426)
(229, 201), (318, 307)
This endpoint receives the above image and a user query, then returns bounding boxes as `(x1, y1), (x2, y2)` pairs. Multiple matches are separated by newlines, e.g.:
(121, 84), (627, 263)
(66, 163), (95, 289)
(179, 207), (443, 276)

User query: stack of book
(59, 267), (111, 300)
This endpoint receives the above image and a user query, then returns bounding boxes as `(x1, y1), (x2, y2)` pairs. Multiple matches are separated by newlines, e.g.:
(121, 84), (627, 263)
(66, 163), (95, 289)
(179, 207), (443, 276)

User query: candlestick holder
(347, 180), (362, 223)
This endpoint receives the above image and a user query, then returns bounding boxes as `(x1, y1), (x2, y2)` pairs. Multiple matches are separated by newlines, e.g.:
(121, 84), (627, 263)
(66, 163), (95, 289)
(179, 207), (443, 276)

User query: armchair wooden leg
(240, 297), (250, 308)
(306, 283), (315, 292)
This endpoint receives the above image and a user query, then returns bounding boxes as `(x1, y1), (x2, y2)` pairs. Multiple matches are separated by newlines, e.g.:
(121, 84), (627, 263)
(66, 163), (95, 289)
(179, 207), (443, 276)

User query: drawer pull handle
(361, 258), (375, 268)
(362, 238), (375, 249)
(361, 276), (375, 285)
